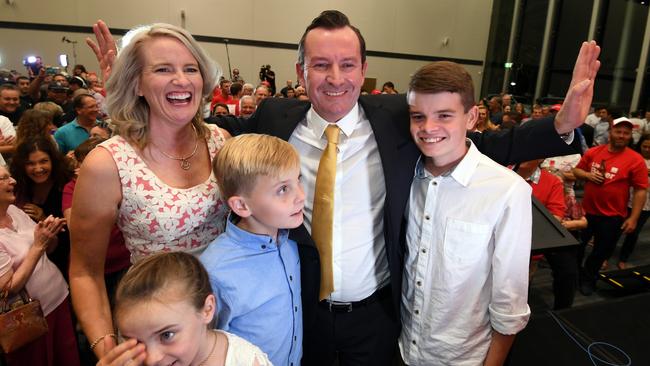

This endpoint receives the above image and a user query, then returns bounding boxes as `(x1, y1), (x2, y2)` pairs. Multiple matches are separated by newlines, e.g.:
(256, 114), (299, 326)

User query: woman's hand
(96, 339), (146, 366)
(86, 20), (118, 83)
(33, 215), (66, 251)
(22, 203), (45, 222)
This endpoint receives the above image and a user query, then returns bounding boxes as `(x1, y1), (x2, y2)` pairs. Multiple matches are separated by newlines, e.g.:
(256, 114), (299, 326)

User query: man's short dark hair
(73, 93), (94, 110)
(230, 82), (243, 96)
(297, 10), (366, 67)
(0, 84), (19, 93)
(16, 76), (29, 83)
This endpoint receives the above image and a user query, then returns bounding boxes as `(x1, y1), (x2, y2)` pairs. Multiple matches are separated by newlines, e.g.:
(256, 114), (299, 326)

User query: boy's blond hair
(213, 134), (300, 200)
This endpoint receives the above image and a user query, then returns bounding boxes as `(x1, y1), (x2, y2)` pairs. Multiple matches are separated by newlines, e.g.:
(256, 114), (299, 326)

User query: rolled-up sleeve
(489, 180), (532, 335)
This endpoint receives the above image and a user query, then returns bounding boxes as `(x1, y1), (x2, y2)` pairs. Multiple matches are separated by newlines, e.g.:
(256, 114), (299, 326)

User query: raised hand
(554, 41), (601, 134)
(86, 20), (118, 83)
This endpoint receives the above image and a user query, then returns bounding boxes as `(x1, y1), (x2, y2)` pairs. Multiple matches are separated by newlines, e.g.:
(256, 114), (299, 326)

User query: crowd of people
(0, 7), (645, 366)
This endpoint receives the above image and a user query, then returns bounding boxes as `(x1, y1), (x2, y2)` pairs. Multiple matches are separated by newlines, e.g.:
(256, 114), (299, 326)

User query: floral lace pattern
(99, 124), (228, 262)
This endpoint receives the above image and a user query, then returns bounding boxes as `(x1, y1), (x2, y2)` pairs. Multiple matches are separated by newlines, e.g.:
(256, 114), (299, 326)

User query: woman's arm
(69, 147), (122, 358)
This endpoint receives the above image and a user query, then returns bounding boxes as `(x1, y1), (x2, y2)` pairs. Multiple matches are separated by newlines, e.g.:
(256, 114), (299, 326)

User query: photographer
(258, 64), (276, 94)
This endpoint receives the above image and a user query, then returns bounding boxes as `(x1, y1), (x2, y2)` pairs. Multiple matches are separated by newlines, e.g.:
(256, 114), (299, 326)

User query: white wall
(0, 0), (492, 94)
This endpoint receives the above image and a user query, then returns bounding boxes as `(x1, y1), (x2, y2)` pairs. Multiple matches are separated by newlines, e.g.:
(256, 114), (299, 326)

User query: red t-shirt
(576, 145), (648, 217)
(529, 169), (566, 217)
(62, 179), (131, 274)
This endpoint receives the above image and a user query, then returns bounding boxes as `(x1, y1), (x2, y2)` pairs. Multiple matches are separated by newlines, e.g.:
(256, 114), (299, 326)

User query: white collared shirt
(289, 103), (389, 302)
(399, 141), (532, 365)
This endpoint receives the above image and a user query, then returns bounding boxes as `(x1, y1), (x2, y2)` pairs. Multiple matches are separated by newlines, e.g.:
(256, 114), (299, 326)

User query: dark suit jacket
(216, 94), (581, 330)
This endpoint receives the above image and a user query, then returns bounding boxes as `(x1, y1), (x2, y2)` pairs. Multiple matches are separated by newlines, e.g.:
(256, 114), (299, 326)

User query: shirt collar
(526, 167), (542, 184)
(307, 103), (360, 139)
(413, 139), (480, 187)
(225, 213), (289, 250)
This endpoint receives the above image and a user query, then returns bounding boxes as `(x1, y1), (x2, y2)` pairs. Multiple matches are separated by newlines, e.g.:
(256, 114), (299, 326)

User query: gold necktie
(312, 124), (340, 300)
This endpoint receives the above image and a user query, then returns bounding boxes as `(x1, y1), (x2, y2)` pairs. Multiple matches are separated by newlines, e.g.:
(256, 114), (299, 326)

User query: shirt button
(289, 275), (293, 281)
(294, 336), (297, 341)
(432, 181), (437, 186)
(416, 280), (422, 286)
(414, 309), (420, 315)
(421, 248), (427, 254)
(424, 215), (430, 220)
(412, 340), (417, 345)
(261, 245), (267, 249)
(295, 306), (298, 312)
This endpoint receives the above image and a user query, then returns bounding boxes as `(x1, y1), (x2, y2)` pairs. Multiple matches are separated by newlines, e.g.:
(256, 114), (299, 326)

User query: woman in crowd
(69, 21), (231, 358)
(96, 252), (271, 366)
(617, 134), (650, 269)
(9, 137), (73, 278)
(472, 105), (497, 132)
(14, 109), (57, 147)
(514, 102), (528, 119)
(0, 165), (80, 366)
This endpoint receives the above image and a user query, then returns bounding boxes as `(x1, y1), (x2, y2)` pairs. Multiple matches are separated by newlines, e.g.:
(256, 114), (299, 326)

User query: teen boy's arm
(486, 178), (532, 365)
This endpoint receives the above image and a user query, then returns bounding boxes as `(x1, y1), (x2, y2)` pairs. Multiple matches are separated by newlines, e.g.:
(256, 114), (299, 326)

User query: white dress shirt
(289, 103), (389, 302)
(399, 141), (532, 365)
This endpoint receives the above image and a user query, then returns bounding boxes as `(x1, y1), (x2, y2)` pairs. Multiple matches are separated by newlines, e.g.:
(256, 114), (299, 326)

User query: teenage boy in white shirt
(399, 61), (532, 366)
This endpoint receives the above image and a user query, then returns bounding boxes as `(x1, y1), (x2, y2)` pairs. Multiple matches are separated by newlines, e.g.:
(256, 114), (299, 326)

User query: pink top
(99, 124), (229, 262)
(0, 205), (68, 316)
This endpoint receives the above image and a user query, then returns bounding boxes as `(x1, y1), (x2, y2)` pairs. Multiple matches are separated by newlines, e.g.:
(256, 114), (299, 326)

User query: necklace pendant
(180, 159), (191, 170)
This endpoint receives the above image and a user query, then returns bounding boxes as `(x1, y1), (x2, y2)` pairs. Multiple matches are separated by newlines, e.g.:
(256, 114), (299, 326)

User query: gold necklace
(197, 330), (218, 366)
(155, 125), (199, 170)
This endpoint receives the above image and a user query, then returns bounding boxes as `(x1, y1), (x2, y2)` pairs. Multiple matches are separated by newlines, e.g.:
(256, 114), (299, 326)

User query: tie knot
(324, 124), (340, 145)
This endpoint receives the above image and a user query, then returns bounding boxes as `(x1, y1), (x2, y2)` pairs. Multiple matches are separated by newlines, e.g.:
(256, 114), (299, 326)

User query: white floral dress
(99, 124), (229, 262)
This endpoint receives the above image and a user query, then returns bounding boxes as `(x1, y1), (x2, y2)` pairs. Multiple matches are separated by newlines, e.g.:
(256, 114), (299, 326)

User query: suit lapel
(262, 102), (311, 142)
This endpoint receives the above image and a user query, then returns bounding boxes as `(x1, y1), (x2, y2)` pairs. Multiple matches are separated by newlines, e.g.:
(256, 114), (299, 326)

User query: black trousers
(619, 210), (650, 262)
(545, 247), (578, 309)
(579, 214), (624, 284)
(302, 288), (400, 366)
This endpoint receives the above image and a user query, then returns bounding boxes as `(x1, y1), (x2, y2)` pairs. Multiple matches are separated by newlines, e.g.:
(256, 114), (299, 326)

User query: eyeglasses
(0, 175), (12, 181)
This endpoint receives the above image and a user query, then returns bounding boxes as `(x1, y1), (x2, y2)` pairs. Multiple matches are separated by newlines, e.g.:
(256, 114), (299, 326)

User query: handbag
(0, 280), (49, 353)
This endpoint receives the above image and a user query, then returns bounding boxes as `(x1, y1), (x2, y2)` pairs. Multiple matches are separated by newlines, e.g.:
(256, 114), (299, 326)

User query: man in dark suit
(219, 10), (599, 366)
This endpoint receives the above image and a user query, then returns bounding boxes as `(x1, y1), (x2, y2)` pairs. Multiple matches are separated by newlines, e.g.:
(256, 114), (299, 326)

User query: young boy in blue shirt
(200, 133), (305, 366)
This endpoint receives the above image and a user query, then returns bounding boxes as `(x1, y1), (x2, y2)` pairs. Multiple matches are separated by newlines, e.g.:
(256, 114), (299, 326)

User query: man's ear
(295, 62), (306, 89)
(228, 195), (251, 218)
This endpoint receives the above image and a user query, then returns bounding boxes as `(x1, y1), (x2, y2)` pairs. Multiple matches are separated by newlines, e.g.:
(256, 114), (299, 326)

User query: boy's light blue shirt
(200, 215), (302, 366)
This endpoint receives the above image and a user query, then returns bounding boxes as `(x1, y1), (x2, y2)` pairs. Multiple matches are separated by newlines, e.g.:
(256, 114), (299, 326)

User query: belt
(320, 286), (391, 313)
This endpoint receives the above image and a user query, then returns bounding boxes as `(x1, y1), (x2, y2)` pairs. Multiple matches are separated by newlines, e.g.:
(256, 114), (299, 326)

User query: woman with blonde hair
(69, 21), (231, 358)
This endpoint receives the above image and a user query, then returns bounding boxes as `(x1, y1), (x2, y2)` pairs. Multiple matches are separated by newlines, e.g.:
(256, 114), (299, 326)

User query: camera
(22, 55), (43, 76)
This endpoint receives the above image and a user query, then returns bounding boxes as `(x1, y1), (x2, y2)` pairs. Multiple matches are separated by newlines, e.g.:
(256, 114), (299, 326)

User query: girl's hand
(96, 339), (146, 366)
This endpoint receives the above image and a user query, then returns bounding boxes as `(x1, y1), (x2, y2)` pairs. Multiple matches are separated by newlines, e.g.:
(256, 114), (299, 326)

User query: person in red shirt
(518, 159), (578, 309)
(210, 78), (233, 110)
(573, 116), (648, 295)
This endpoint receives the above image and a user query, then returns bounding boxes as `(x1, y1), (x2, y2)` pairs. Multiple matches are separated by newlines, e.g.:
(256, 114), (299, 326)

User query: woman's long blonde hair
(105, 23), (220, 149)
